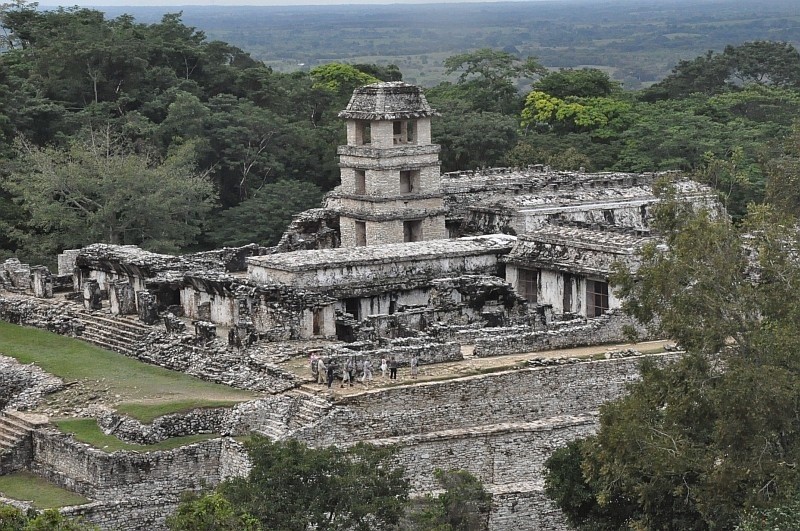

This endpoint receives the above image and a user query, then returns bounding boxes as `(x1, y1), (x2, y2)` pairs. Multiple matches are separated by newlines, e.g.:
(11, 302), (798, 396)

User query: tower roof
(338, 81), (438, 121)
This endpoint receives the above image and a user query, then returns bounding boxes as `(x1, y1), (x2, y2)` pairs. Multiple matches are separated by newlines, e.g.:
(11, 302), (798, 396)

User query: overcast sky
(37, 0), (551, 6)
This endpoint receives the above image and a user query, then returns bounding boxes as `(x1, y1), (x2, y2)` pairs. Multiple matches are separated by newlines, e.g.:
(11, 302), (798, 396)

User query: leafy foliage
(546, 195), (800, 530)
(0, 506), (97, 530)
(166, 492), (260, 531)
(205, 180), (323, 247)
(402, 469), (492, 531)
(3, 133), (215, 259)
(169, 436), (409, 531)
(532, 68), (620, 99)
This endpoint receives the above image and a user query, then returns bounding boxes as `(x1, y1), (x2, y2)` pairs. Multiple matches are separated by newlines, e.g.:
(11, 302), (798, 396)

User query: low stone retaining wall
(473, 310), (651, 357)
(97, 408), (229, 445)
(62, 500), (178, 531)
(28, 429), (245, 502)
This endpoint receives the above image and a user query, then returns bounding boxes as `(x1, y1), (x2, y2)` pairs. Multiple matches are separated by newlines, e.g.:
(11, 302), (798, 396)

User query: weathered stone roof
(248, 235), (516, 272)
(517, 225), (653, 253)
(505, 225), (655, 275)
(338, 81), (438, 121)
(75, 243), (267, 278)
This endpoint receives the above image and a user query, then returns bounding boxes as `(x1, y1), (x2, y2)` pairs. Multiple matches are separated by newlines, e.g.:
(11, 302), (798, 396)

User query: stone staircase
(73, 311), (154, 356)
(249, 390), (332, 441)
(0, 410), (48, 454)
(287, 389), (332, 431)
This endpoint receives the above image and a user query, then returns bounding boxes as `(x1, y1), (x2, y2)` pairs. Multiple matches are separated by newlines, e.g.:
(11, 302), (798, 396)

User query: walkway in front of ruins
(286, 339), (673, 399)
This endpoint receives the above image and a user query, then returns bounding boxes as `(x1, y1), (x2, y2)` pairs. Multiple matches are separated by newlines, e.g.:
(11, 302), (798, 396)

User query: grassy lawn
(0, 471), (88, 508)
(54, 418), (219, 453)
(0, 321), (255, 420)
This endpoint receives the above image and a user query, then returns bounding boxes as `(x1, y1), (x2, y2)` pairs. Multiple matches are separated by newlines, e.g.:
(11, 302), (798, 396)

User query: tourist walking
(361, 358), (373, 384)
(389, 356), (398, 380)
(380, 357), (388, 378)
(310, 352), (319, 381)
(326, 359), (336, 389)
(317, 357), (327, 385)
(410, 354), (419, 379)
(342, 357), (354, 387)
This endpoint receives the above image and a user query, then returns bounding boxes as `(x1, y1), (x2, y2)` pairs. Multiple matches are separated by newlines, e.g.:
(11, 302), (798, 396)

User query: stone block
(31, 266), (53, 299)
(194, 320), (216, 343)
(57, 250), (81, 276)
(109, 281), (136, 315)
(136, 291), (158, 325)
(83, 279), (102, 310)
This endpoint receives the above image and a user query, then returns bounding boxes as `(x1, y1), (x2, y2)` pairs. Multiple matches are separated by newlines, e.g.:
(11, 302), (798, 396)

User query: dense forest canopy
(0, 1), (798, 269)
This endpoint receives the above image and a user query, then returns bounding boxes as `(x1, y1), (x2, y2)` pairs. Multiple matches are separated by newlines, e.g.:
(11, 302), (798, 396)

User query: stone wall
(97, 408), (229, 445)
(489, 486), (571, 531)
(294, 352), (681, 446)
(472, 310), (650, 357)
(368, 414), (596, 492)
(29, 430), (235, 501)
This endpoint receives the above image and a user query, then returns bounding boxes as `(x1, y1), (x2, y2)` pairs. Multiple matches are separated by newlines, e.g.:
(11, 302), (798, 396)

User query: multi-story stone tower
(332, 81), (447, 247)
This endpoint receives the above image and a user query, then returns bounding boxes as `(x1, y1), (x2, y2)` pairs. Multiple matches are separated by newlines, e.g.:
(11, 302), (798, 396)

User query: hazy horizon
(35, 0), (594, 7)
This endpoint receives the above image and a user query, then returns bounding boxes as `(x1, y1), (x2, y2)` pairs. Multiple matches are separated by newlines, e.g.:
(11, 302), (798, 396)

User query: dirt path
(286, 339), (673, 398)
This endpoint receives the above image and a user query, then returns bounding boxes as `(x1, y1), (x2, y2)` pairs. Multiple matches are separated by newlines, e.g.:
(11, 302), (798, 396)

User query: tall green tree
(170, 436), (410, 531)
(531, 68), (620, 99)
(3, 130), (215, 258)
(545, 195), (800, 530)
(441, 48), (543, 114)
(206, 180), (323, 247)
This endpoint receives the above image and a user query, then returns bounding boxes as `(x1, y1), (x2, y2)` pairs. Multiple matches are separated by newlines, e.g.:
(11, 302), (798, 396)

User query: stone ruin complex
(0, 82), (720, 529)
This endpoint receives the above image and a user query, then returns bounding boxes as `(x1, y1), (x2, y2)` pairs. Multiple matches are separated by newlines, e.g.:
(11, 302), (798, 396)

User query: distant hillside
(93, 0), (800, 88)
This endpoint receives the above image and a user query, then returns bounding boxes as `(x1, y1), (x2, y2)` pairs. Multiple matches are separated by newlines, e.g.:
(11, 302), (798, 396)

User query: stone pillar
(136, 291), (159, 325)
(57, 250), (81, 276)
(31, 266), (53, 299)
(194, 321), (216, 343)
(109, 281), (137, 315)
(83, 279), (102, 310)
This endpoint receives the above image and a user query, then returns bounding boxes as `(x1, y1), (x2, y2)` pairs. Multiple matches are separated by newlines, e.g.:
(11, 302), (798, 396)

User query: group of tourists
(309, 352), (420, 388)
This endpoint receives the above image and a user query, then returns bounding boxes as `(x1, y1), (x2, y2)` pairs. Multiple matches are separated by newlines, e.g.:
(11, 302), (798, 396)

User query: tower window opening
(399, 170), (420, 194)
(356, 121), (371, 145)
(393, 120), (415, 145)
(354, 170), (366, 195)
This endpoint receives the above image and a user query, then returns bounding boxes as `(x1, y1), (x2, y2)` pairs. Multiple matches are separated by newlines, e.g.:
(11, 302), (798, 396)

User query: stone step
(251, 417), (288, 441)
(0, 432), (20, 448)
(75, 312), (154, 336)
(78, 326), (138, 345)
(0, 426), (27, 444)
(77, 323), (144, 344)
(0, 416), (31, 435)
(3, 410), (48, 430)
(76, 318), (150, 340)
(0, 411), (47, 451)
(74, 332), (137, 356)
